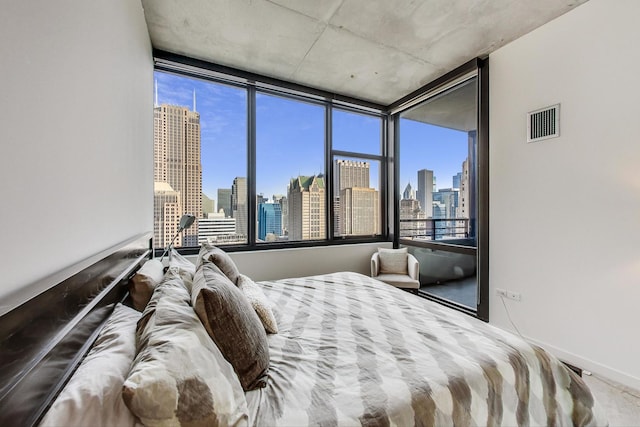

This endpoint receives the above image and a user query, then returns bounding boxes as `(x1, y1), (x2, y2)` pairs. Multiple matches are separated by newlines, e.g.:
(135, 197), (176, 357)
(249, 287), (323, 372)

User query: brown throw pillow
(129, 259), (164, 311)
(192, 259), (269, 391)
(197, 242), (241, 284)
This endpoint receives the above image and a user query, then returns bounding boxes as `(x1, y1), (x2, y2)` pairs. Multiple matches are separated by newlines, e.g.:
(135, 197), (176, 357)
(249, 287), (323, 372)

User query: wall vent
(527, 104), (560, 142)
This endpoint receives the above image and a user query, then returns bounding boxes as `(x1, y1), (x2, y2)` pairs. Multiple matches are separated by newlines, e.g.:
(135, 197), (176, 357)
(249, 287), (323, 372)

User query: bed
(0, 237), (607, 426)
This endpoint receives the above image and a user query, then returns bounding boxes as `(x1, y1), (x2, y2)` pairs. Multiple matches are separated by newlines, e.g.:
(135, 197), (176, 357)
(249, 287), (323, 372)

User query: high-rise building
(273, 194), (288, 235)
(288, 175), (325, 241)
(153, 104), (202, 247)
(340, 187), (379, 235)
(154, 181), (182, 249)
(456, 158), (470, 238)
(335, 159), (369, 189)
(202, 193), (215, 217)
(334, 159), (378, 236)
(198, 212), (245, 245)
(417, 169), (434, 218)
(403, 182), (416, 200)
(257, 202), (282, 241)
(434, 188), (459, 239)
(399, 198), (426, 238)
(217, 188), (232, 218)
(231, 177), (247, 237)
(452, 172), (462, 190)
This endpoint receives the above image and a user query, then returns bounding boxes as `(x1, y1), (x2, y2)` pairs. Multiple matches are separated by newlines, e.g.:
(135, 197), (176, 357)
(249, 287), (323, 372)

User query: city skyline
(155, 71), (467, 205)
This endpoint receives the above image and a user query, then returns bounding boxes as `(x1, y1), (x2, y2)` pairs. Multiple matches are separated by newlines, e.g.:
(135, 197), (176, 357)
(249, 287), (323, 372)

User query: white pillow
(237, 274), (278, 334)
(123, 269), (249, 427)
(40, 304), (141, 427)
(169, 249), (196, 290)
(129, 259), (164, 311)
(378, 247), (408, 274)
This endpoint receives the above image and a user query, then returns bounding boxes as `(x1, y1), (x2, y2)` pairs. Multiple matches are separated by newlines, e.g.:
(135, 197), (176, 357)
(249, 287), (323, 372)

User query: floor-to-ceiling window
(152, 58), (387, 253)
(255, 93), (325, 243)
(394, 59), (488, 319)
(153, 71), (247, 249)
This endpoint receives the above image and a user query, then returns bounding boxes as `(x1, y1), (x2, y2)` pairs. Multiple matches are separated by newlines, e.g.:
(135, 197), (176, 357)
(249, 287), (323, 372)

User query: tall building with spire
(153, 103), (202, 247)
(288, 175), (325, 241)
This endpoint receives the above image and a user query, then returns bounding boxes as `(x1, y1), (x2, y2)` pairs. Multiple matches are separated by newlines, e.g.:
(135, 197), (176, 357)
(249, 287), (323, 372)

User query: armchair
(371, 250), (420, 293)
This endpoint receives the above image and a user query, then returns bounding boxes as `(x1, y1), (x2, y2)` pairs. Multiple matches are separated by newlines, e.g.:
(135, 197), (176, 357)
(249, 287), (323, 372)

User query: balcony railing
(399, 217), (469, 241)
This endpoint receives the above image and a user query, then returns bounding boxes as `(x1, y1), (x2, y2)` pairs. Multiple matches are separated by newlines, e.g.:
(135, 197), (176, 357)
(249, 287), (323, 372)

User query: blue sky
(155, 71), (469, 204)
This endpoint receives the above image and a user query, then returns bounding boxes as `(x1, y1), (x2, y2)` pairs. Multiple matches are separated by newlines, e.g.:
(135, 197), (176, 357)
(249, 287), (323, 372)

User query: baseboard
(525, 337), (640, 392)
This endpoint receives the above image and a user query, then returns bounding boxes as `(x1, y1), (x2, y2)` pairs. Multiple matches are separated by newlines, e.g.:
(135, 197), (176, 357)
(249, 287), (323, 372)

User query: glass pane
(333, 157), (381, 237)
(333, 109), (381, 155)
(399, 77), (477, 246)
(256, 92), (325, 242)
(153, 71), (247, 249)
(403, 244), (477, 309)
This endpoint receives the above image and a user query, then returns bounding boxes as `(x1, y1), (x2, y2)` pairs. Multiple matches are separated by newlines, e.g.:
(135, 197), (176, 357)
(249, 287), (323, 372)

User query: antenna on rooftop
(154, 79), (158, 107)
(193, 89), (197, 112)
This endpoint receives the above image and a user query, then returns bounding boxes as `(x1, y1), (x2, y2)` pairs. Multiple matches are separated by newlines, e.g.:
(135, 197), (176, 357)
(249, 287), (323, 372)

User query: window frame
(153, 51), (389, 255)
(389, 58), (489, 321)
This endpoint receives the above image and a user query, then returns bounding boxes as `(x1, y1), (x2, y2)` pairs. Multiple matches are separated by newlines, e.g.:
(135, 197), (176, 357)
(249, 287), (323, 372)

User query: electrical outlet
(496, 288), (521, 301)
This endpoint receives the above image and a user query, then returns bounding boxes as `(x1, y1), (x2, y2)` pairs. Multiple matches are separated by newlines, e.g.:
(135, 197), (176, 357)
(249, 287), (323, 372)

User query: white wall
(489, 0), (640, 389)
(187, 242), (392, 282)
(0, 0), (153, 311)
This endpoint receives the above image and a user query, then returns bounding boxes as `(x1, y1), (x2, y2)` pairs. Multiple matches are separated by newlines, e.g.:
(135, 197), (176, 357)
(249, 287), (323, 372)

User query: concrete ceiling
(141, 0), (588, 106)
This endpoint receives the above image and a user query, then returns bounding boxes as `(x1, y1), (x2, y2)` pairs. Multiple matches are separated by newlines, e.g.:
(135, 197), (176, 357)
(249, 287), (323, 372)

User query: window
(398, 77), (477, 245)
(332, 109), (384, 238)
(396, 71), (482, 314)
(256, 93), (325, 243)
(153, 71), (247, 249)
(153, 66), (386, 251)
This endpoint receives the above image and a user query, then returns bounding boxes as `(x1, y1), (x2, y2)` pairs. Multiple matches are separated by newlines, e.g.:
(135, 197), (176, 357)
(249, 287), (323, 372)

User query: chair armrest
(408, 254), (419, 281)
(371, 252), (380, 277)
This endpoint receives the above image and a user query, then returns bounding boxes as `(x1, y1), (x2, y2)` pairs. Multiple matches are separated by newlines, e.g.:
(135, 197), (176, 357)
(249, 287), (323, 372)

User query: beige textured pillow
(122, 270), (249, 427)
(237, 274), (278, 334)
(129, 259), (164, 311)
(169, 248), (195, 291)
(192, 260), (270, 391)
(196, 242), (241, 284)
(378, 247), (408, 274)
(40, 304), (140, 427)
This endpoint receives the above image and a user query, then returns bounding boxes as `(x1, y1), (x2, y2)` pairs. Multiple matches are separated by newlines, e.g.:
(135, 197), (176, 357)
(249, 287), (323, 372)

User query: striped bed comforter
(244, 272), (607, 426)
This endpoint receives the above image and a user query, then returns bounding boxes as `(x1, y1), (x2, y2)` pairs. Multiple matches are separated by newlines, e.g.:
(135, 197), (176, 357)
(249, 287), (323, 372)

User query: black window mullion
(325, 102), (334, 240)
(247, 85), (257, 247)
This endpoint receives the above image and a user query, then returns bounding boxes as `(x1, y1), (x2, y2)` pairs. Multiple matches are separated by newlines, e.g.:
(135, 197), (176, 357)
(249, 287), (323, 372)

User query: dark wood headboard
(0, 232), (152, 427)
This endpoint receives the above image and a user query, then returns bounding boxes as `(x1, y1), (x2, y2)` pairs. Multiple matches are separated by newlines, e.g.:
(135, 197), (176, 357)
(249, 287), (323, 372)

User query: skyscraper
(334, 160), (378, 236)
(231, 177), (247, 238)
(153, 182), (182, 248)
(273, 194), (288, 236)
(417, 169), (434, 218)
(217, 188), (232, 217)
(452, 172), (462, 190)
(335, 159), (369, 189)
(202, 193), (215, 217)
(403, 182), (416, 200)
(340, 187), (379, 235)
(153, 104), (202, 247)
(434, 188), (459, 239)
(257, 202), (282, 241)
(288, 175), (325, 241)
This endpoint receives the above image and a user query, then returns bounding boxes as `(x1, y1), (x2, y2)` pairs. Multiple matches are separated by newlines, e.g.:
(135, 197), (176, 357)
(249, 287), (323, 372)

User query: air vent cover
(527, 104), (560, 142)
